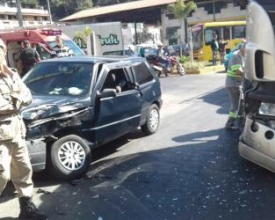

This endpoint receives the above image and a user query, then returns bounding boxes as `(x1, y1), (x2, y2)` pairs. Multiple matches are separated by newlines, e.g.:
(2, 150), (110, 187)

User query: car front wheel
(49, 134), (91, 181)
(141, 104), (160, 135)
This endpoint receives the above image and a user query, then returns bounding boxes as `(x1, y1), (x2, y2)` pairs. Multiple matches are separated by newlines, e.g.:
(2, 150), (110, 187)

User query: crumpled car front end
(22, 95), (91, 171)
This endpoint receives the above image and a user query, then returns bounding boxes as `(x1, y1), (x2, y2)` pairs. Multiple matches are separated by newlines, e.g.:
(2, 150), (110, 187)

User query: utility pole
(16, 0), (23, 27)
(47, 0), (52, 24)
(212, 0), (216, 21)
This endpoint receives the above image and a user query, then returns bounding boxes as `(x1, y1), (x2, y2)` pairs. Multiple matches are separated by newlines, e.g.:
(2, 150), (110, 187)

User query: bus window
(192, 25), (203, 50)
(205, 29), (213, 44)
(223, 27), (230, 40)
(232, 25), (246, 38)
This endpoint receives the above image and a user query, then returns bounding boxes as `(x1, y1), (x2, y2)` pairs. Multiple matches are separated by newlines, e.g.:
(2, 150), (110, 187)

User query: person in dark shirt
(219, 38), (228, 65)
(210, 34), (219, 66)
(18, 40), (41, 77)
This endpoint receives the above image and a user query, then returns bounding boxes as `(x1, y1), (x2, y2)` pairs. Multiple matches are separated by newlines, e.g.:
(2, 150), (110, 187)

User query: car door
(93, 63), (142, 144)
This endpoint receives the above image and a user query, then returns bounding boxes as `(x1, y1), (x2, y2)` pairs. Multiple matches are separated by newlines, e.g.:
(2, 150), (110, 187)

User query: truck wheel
(49, 135), (91, 181)
(141, 104), (160, 135)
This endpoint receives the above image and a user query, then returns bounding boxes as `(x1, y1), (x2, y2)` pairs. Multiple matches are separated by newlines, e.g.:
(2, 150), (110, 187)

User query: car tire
(141, 104), (160, 135)
(49, 134), (91, 181)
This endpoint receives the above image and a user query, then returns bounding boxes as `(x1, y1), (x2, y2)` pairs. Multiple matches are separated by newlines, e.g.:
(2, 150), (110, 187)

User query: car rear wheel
(49, 135), (91, 181)
(141, 104), (160, 135)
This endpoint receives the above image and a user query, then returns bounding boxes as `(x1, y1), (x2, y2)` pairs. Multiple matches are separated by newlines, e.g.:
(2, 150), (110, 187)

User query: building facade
(162, 1), (247, 46)
(0, 2), (51, 30)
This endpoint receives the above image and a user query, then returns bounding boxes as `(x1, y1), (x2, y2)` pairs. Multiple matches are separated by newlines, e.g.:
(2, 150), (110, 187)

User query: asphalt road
(1, 71), (275, 220)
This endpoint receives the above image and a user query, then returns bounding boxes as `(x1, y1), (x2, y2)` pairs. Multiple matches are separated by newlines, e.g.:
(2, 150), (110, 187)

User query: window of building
(166, 26), (179, 39)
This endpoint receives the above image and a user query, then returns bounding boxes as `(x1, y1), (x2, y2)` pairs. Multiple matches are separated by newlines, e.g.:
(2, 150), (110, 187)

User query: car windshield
(23, 62), (94, 96)
(48, 39), (86, 56)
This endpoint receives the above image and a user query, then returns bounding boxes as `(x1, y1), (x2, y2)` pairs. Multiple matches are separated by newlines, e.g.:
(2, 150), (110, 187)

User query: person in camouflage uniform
(0, 41), (47, 220)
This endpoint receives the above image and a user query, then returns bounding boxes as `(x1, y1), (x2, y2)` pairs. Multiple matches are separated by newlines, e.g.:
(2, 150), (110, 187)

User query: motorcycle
(147, 55), (185, 77)
(166, 55), (186, 76)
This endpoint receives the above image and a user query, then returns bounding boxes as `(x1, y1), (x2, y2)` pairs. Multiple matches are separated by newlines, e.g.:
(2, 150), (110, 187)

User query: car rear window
(132, 62), (154, 84)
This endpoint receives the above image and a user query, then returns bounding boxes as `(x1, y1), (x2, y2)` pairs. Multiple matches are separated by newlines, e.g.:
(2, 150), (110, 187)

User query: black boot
(19, 196), (47, 220)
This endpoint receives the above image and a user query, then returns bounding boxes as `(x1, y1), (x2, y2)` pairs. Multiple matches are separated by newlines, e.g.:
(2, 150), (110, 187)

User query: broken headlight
(259, 102), (275, 116)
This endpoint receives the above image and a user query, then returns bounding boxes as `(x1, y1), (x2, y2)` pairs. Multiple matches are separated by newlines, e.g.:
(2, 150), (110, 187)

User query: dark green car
(22, 56), (162, 180)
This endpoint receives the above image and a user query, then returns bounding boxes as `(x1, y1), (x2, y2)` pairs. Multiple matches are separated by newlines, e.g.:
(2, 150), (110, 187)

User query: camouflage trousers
(0, 138), (33, 198)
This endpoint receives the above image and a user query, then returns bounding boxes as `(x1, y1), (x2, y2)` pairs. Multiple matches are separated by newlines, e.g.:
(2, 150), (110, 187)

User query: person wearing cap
(18, 40), (41, 77)
(0, 43), (47, 219)
(225, 40), (246, 130)
(51, 35), (74, 58)
(156, 42), (170, 77)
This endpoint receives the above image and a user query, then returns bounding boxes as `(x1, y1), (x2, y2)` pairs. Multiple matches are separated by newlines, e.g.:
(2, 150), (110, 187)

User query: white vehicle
(238, 1), (275, 173)
(60, 22), (124, 56)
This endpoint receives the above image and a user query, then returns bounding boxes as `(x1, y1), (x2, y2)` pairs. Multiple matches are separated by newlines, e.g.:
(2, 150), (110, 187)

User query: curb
(171, 65), (225, 75)
(186, 65), (225, 74)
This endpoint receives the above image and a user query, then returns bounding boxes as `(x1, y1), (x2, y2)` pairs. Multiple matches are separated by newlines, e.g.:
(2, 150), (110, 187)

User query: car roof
(40, 55), (146, 64)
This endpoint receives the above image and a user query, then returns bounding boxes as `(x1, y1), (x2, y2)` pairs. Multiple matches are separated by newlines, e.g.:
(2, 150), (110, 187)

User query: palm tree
(169, 0), (197, 56)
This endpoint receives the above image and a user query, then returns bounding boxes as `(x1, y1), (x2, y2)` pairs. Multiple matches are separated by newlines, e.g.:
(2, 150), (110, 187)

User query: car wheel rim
(149, 108), (159, 130)
(58, 141), (86, 171)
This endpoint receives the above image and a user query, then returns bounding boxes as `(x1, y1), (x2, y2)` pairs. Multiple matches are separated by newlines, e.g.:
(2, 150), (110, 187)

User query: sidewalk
(171, 64), (225, 75)
(186, 64), (225, 74)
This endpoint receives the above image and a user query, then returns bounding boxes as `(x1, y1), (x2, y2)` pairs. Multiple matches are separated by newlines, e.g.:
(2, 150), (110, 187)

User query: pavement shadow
(15, 127), (275, 220)
(197, 86), (229, 115)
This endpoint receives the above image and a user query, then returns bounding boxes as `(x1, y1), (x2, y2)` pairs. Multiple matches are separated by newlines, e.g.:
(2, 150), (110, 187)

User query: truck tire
(49, 135), (91, 181)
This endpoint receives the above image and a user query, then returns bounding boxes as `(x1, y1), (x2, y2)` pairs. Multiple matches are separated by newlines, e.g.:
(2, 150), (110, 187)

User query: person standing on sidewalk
(0, 42), (47, 219)
(210, 34), (219, 66)
(219, 38), (228, 65)
(225, 40), (246, 130)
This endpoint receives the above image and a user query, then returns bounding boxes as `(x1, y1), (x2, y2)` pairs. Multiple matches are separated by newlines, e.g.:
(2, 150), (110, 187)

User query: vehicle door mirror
(133, 82), (140, 90)
(97, 89), (117, 98)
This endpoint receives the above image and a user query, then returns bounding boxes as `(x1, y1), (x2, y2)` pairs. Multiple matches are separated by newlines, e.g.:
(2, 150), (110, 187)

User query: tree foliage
(169, 0), (197, 21)
(169, 0), (197, 55)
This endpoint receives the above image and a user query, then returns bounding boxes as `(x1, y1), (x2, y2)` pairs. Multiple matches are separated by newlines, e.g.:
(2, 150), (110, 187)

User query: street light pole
(16, 0), (23, 27)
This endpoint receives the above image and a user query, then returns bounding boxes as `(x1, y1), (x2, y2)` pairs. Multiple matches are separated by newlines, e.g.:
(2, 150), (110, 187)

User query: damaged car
(22, 56), (162, 180)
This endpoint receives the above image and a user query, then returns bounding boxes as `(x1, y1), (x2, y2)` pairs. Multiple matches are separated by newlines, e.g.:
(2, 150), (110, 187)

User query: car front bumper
(26, 139), (47, 172)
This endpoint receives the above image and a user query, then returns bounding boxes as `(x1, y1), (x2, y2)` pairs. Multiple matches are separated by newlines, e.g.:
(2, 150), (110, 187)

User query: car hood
(22, 95), (89, 120)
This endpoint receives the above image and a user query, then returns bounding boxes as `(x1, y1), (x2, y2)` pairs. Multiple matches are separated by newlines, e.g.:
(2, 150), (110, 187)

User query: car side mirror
(97, 89), (117, 98)
(134, 82), (140, 90)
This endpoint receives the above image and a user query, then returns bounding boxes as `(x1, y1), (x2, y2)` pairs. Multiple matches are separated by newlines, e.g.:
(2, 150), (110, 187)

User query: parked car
(22, 56), (162, 180)
(135, 43), (158, 57)
(167, 44), (190, 56)
(139, 47), (158, 58)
